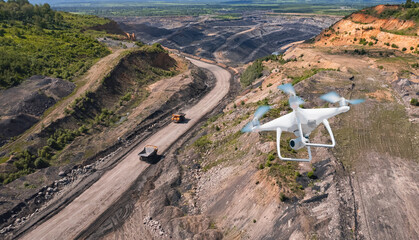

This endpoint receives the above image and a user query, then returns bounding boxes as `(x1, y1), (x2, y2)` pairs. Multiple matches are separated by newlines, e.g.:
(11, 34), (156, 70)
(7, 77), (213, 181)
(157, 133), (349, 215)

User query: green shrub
(38, 146), (52, 159)
(120, 92), (131, 102)
(280, 193), (288, 202)
(411, 98), (419, 106)
(359, 38), (367, 45)
(267, 153), (276, 161)
(240, 60), (263, 86)
(307, 171), (317, 179)
(402, 47), (407, 51)
(257, 98), (269, 106)
(194, 135), (212, 150)
(34, 158), (50, 169)
(78, 124), (88, 134)
(391, 43), (399, 48)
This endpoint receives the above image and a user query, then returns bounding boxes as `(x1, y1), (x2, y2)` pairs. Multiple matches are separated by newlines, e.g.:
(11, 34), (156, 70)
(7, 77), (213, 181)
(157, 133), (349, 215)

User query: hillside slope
(315, 4), (419, 54)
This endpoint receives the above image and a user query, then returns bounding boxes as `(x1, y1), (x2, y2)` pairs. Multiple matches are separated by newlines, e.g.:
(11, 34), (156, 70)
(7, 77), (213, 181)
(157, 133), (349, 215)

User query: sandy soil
(18, 58), (231, 240)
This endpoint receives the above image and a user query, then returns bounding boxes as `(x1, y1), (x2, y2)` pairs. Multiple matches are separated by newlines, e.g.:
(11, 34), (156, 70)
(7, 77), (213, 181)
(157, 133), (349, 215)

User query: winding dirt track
(20, 58), (231, 240)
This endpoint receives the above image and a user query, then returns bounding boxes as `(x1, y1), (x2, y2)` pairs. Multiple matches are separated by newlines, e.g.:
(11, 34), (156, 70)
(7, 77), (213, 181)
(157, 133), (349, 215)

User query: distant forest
(0, 0), (111, 89)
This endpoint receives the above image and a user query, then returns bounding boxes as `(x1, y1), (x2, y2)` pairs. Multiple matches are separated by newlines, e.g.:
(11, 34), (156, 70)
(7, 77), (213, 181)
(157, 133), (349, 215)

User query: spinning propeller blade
(320, 91), (341, 103)
(293, 96), (305, 105)
(278, 83), (296, 96)
(347, 99), (365, 105)
(254, 105), (271, 119)
(320, 91), (365, 106)
(278, 84), (305, 107)
(241, 105), (271, 133)
(241, 122), (254, 133)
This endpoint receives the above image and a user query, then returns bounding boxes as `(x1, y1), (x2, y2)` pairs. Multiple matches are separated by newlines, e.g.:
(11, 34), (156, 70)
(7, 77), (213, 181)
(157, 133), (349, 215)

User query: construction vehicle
(171, 113), (186, 123)
(138, 145), (158, 162)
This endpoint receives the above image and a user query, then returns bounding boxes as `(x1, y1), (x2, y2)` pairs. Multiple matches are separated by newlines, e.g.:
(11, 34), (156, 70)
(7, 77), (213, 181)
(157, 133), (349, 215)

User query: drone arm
(303, 119), (336, 148)
(276, 128), (312, 162)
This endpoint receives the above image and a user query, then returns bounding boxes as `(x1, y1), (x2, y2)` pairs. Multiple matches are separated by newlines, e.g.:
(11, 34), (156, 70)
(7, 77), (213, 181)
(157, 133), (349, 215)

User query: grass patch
(193, 135), (212, 152)
(0, 155), (9, 164)
(288, 68), (337, 85)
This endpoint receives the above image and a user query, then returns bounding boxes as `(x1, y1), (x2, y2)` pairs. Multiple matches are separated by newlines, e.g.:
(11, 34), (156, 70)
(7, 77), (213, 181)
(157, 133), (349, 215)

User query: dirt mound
(0, 76), (75, 146)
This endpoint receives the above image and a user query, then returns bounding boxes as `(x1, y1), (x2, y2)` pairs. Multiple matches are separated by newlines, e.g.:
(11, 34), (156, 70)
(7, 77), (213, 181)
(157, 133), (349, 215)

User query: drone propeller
(320, 91), (365, 106)
(241, 105), (271, 133)
(278, 83), (305, 108)
(278, 83), (296, 96)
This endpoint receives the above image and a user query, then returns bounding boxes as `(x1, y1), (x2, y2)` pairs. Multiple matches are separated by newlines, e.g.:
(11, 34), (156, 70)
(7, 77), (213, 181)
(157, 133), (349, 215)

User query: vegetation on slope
(240, 60), (263, 87)
(240, 54), (288, 87)
(0, 0), (112, 89)
(361, 0), (419, 22)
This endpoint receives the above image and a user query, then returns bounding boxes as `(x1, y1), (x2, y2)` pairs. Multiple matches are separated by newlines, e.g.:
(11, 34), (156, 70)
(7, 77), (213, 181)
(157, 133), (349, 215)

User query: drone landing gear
(276, 128), (312, 162)
(300, 119), (336, 148)
(276, 119), (336, 162)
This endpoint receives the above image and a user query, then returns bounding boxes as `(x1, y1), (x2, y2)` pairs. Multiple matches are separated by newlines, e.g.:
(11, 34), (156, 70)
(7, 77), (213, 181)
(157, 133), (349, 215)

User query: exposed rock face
(315, 5), (419, 53)
(0, 76), (75, 146)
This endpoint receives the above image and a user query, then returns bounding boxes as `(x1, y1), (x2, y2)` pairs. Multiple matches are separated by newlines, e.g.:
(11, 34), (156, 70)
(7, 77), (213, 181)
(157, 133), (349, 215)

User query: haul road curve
(20, 58), (231, 240)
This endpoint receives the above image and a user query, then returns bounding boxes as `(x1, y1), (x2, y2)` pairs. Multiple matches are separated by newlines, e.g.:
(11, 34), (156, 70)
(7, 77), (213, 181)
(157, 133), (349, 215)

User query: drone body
(242, 84), (364, 162)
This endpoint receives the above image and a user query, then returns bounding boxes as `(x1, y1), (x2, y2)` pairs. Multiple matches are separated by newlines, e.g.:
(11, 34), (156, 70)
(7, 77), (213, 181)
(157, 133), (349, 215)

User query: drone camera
(289, 137), (306, 150)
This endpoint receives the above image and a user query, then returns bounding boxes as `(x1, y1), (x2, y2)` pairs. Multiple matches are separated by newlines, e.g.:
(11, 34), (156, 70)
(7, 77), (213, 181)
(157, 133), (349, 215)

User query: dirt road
(19, 58), (231, 240)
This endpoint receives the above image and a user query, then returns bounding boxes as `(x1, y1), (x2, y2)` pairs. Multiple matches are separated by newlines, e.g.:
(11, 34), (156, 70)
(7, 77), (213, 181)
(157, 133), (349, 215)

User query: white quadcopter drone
(241, 83), (364, 162)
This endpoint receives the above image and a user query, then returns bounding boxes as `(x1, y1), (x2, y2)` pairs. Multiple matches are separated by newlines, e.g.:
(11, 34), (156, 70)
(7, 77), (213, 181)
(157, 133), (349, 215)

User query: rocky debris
(392, 75), (419, 122)
(0, 147), (123, 237)
(143, 216), (170, 238)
